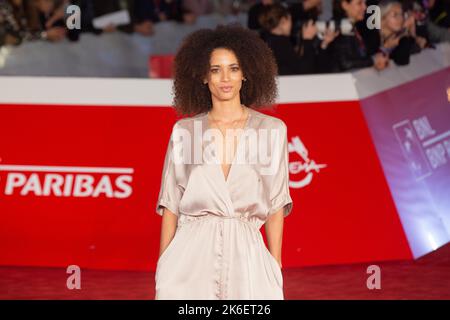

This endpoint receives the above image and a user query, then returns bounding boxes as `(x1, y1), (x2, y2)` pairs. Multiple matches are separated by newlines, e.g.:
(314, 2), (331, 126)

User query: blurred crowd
(0, 0), (449, 74)
(0, 0), (257, 42)
(253, 0), (449, 73)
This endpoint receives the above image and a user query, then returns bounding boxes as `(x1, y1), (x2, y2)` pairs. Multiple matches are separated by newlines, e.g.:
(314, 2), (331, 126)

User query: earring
(243, 78), (247, 82)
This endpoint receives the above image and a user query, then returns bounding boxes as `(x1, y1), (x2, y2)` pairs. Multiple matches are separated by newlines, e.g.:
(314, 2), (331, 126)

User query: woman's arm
(159, 208), (178, 258)
(265, 209), (284, 268)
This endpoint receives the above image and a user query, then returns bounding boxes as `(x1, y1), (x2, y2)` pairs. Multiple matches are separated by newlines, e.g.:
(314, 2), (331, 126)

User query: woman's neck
(209, 103), (246, 124)
(380, 27), (394, 40)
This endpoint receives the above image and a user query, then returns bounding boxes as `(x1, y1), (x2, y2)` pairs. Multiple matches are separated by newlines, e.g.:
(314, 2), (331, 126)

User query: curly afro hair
(172, 24), (279, 117)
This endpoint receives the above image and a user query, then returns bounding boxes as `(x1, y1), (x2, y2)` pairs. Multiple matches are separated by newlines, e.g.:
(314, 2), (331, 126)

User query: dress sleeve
(156, 123), (183, 217)
(268, 120), (293, 217)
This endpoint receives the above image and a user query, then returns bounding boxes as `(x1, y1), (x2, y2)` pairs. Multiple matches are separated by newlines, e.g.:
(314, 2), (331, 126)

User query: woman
(376, 0), (424, 65)
(155, 24), (293, 300)
(247, 0), (274, 30)
(331, 0), (389, 71)
(259, 3), (339, 75)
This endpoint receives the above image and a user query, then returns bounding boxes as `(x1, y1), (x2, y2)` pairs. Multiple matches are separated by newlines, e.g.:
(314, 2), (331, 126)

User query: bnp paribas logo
(288, 136), (327, 189)
(0, 162), (133, 198)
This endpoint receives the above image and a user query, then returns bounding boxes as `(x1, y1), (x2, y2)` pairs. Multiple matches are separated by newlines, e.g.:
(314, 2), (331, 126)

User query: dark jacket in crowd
(247, 2), (267, 30)
(429, 0), (450, 28)
(330, 26), (374, 72)
(135, 0), (184, 23)
(261, 31), (316, 75)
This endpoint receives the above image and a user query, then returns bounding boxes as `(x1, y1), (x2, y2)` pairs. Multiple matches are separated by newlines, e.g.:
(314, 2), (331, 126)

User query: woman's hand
(265, 209), (284, 270)
(183, 12), (197, 24)
(320, 28), (339, 49)
(404, 14), (416, 36)
(134, 20), (154, 36)
(45, 6), (65, 29)
(4, 34), (20, 45)
(373, 52), (389, 71)
(277, 258), (282, 269)
(159, 208), (178, 259)
(45, 26), (66, 41)
(415, 36), (427, 49)
(102, 24), (117, 33)
(159, 12), (167, 21)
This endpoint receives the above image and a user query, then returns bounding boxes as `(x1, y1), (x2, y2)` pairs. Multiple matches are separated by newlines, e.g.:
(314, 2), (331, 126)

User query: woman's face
(204, 48), (245, 103)
(383, 4), (404, 33)
(279, 14), (292, 36)
(342, 0), (367, 22)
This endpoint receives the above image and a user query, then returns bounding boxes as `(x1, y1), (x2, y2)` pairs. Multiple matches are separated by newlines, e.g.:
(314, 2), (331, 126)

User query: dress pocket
(263, 245), (283, 288)
(156, 232), (179, 268)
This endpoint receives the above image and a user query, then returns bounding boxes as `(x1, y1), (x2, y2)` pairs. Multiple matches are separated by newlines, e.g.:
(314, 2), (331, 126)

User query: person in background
(0, 0), (46, 46)
(26, 0), (68, 42)
(70, 0), (183, 38)
(132, 0), (158, 35)
(288, 0), (323, 45)
(331, 0), (389, 72)
(0, 0), (66, 45)
(182, 0), (213, 16)
(212, 0), (257, 16)
(428, 0), (450, 27)
(425, 0), (450, 42)
(151, 0), (192, 23)
(377, 0), (424, 65)
(402, 0), (431, 47)
(247, 0), (273, 30)
(132, 0), (197, 36)
(287, 0), (339, 72)
(259, 3), (338, 74)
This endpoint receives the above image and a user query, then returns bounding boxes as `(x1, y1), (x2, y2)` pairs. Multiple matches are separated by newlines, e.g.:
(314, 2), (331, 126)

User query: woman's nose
(221, 70), (230, 81)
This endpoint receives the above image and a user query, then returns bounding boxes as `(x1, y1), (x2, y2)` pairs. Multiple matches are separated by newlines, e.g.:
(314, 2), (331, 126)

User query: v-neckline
(205, 106), (252, 184)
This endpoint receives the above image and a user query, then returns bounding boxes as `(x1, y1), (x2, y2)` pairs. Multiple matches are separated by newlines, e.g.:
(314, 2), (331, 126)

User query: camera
(315, 18), (353, 39)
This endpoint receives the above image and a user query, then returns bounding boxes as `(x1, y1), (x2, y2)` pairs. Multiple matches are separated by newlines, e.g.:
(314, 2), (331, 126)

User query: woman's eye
(232, 67), (239, 71)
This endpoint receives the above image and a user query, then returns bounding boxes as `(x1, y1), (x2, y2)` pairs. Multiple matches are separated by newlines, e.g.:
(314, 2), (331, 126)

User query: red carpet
(1, 243), (449, 300)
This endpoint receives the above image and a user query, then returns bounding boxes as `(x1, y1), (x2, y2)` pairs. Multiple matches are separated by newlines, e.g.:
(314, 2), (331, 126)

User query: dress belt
(178, 213), (261, 231)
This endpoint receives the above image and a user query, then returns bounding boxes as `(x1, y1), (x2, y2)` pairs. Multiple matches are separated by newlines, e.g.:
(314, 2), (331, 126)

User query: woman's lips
(219, 86), (233, 93)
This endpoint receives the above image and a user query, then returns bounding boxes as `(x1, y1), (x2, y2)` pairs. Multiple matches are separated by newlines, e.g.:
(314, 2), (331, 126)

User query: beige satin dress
(155, 107), (293, 300)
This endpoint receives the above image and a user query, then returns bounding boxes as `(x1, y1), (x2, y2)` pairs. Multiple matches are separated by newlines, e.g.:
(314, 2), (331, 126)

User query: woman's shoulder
(249, 107), (287, 130)
(172, 111), (208, 131)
